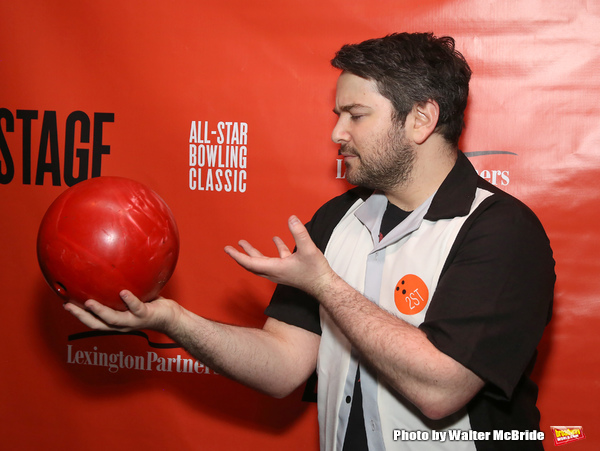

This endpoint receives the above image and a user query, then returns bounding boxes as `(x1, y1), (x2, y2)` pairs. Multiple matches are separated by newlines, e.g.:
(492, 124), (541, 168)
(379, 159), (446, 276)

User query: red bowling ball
(37, 176), (179, 311)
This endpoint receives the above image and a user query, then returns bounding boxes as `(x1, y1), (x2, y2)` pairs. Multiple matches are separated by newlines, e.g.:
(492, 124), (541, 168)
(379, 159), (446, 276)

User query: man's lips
(339, 146), (359, 161)
(340, 150), (358, 158)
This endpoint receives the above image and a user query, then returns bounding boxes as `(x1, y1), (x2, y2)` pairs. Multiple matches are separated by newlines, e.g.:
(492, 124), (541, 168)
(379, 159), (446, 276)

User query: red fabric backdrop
(1, 1), (598, 449)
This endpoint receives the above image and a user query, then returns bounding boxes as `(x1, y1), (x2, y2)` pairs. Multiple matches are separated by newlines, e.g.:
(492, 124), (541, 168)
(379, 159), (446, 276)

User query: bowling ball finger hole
(53, 282), (68, 296)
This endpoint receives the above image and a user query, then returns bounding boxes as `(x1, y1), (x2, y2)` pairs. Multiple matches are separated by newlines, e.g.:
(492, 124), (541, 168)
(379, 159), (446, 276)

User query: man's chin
(345, 173), (370, 189)
(343, 167), (359, 186)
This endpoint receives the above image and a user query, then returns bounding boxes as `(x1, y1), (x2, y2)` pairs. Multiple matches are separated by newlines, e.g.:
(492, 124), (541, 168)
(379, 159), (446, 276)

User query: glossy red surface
(37, 177), (179, 310)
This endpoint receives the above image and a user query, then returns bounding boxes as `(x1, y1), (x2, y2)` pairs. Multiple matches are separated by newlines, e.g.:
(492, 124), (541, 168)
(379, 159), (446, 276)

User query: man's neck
(384, 144), (458, 211)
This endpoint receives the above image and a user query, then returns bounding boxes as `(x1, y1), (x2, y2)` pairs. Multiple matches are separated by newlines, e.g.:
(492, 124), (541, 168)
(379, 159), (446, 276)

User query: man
(65, 33), (555, 450)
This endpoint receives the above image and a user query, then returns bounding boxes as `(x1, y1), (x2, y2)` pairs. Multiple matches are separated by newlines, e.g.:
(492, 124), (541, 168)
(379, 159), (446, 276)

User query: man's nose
(331, 117), (349, 144)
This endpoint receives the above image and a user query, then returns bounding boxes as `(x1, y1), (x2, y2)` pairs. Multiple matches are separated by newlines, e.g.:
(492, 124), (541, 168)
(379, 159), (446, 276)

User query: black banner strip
(68, 330), (181, 349)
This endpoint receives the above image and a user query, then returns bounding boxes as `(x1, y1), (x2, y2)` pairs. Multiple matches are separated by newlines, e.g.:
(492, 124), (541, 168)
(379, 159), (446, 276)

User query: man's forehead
(335, 72), (390, 110)
(336, 72), (378, 94)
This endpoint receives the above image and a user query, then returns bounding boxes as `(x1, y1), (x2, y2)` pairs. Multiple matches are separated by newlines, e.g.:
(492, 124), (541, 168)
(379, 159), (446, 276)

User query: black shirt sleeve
(420, 191), (555, 400)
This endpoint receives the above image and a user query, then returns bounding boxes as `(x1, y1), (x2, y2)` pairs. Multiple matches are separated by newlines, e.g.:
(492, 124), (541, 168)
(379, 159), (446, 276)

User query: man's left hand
(224, 215), (335, 298)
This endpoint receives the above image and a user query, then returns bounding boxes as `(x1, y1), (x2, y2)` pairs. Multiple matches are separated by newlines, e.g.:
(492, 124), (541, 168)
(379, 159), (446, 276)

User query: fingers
(273, 236), (291, 258)
(64, 301), (120, 331)
(224, 216), (305, 264)
(119, 290), (145, 316)
(224, 240), (264, 263)
(224, 245), (257, 274)
(63, 291), (145, 332)
(237, 240), (265, 258)
(84, 298), (129, 326)
(224, 237), (291, 271)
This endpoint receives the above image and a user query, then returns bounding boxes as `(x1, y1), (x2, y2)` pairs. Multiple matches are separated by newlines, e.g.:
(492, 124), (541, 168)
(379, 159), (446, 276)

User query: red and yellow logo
(394, 274), (429, 315)
(551, 426), (585, 446)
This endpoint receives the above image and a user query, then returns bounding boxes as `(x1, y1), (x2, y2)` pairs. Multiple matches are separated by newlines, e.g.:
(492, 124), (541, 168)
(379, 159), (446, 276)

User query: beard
(342, 125), (416, 192)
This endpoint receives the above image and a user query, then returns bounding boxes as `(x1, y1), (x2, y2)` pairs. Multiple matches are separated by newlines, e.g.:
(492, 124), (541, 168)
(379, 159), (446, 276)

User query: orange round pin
(394, 274), (429, 315)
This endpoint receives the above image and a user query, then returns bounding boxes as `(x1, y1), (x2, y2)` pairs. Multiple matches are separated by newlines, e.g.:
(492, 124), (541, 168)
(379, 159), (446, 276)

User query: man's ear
(406, 100), (440, 145)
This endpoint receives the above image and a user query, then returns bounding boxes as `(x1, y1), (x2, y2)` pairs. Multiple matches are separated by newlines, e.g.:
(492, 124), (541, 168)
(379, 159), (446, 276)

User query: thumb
(119, 290), (144, 313)
(288, 215), (312, 249)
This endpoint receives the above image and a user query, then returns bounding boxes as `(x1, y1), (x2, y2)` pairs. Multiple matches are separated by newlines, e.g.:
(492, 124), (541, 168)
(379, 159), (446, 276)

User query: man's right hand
(63, 290), (182, 334)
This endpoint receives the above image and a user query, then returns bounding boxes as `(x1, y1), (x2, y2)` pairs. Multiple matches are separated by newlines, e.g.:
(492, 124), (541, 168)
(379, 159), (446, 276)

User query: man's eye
(350, 115), (363, 121)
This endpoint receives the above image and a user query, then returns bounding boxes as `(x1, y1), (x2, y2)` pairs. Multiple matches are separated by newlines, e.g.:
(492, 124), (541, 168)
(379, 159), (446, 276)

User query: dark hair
(331, 32), (472, 147)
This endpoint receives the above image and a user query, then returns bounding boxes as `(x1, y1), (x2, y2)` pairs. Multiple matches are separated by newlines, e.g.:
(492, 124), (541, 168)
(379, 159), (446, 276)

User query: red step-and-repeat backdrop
(1, 1), (598, 449)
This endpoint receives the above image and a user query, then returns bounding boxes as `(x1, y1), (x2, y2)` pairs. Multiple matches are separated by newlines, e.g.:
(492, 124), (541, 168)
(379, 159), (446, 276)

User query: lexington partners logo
(66, 330), (218, 375)
(551, 426), (586, 446)
(464, 150), (516, 186)
(335, 150), (517, 187)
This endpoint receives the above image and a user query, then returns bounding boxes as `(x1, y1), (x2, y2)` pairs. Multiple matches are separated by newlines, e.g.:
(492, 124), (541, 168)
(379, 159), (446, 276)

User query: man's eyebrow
(333, 103), (370, 115)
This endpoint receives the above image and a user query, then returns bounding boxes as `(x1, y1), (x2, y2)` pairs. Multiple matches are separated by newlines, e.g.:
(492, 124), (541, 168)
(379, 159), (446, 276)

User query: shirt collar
(355, 151), (479, 228)
(423, 151), (479, 221)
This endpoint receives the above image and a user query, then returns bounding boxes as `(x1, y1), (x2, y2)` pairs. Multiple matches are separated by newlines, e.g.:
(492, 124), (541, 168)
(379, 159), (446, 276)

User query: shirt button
(346, 396), (351, 404)
(371, 420), (376, 431)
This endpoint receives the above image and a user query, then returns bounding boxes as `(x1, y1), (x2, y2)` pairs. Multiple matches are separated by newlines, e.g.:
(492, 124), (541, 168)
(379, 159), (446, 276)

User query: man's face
(332, 72), (415, 192)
